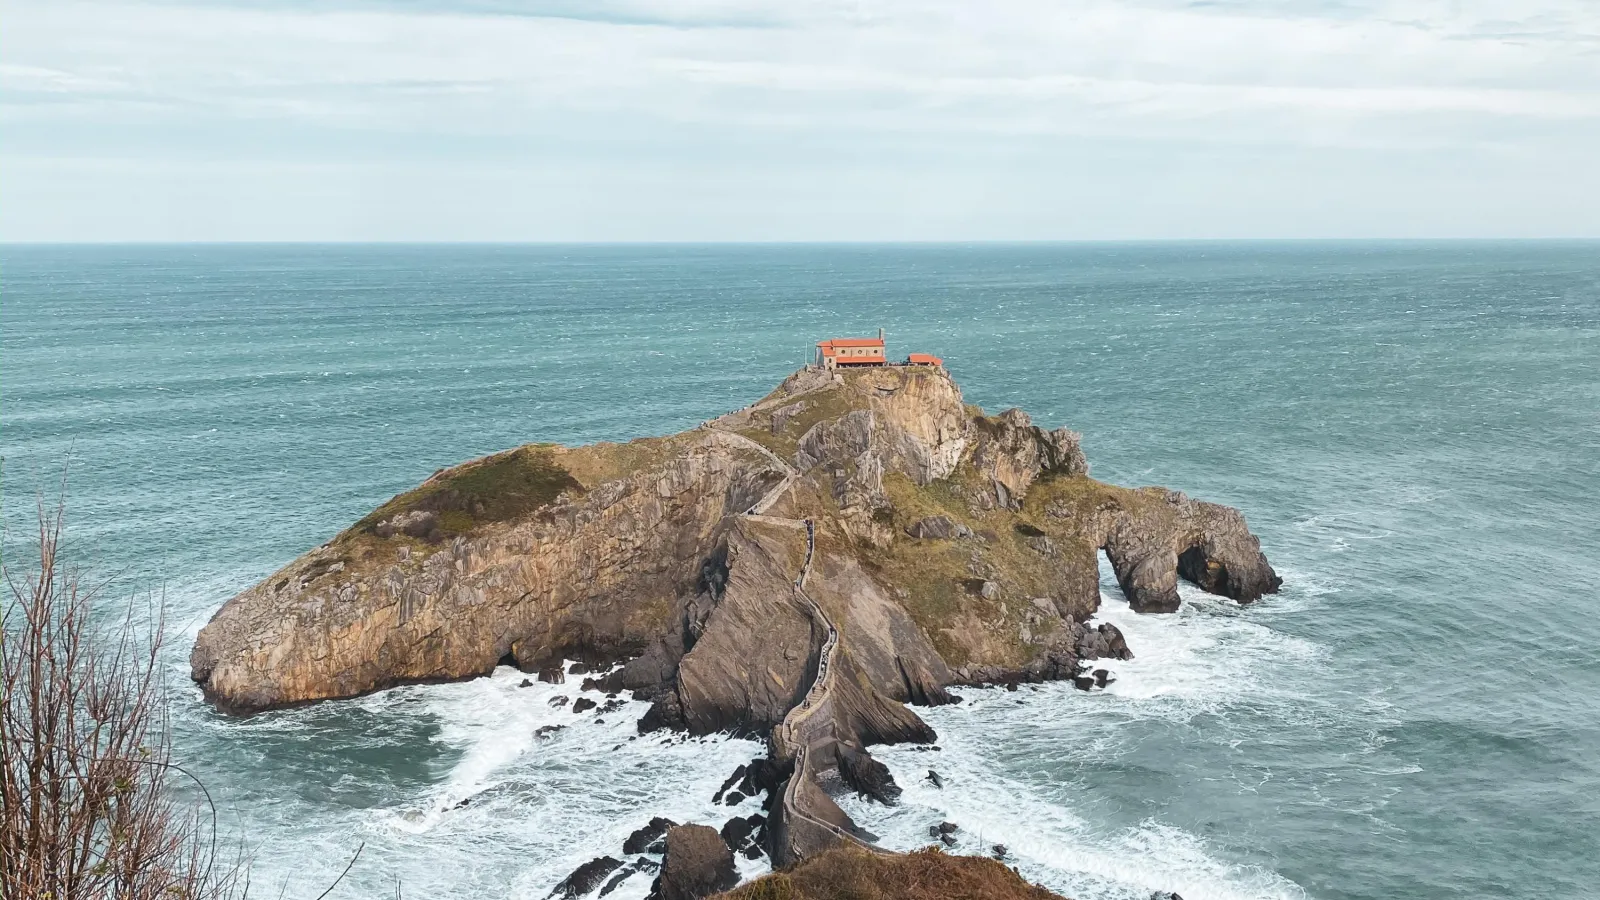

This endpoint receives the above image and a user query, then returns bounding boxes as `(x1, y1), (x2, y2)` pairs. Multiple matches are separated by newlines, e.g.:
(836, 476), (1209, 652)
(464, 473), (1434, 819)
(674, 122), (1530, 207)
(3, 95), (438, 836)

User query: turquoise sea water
(2, 243), (1597, 900)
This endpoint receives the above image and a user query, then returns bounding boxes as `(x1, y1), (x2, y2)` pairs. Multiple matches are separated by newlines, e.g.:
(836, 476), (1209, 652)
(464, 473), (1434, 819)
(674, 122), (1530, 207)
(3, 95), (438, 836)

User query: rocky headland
(191, 364), (1278, 896)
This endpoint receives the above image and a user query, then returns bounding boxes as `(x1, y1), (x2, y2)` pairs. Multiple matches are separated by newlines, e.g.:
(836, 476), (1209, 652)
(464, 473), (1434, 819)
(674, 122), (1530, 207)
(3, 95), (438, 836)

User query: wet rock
(712, 766), (747, 804)
(598, 866), (634, 897)
(929, 821), (958, 838)
(1093, 668), (1113, 687)
(925, 769), (944, 789)
(653, 824), (737, 900)
(719, 814), (763, 857)
(534, 724), (565, 739)
(622, 816), (677, 855)
(722, 790), (744, 806)
(549, 855), (622, 899)
(1151, 893), (1185, 900)
(837, 744), (901, 804)
(538, 666), (566, 684)
(1076, 622), (1134, 661)
(519, 678), (533, 688)
(991, 844), (1009, 860)
(572, 697), (597, 714)
(548, 695), (569, 707)
(599, 698), (626, 714)
(1073, 675), (1096, 691)
(568, 662), (590, 675)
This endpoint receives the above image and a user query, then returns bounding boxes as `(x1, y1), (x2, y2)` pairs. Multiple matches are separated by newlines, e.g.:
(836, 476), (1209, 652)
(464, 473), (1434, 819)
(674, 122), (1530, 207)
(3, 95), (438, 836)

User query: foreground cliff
(192, 364), (1279, 882)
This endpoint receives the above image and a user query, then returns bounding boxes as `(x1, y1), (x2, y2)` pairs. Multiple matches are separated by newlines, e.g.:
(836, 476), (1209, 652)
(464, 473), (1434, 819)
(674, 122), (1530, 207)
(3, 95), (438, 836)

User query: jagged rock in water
(711, 766), (746, 804)
(622, 817), (677, 855)
(836, 744), (902, 804)
(549, 856), (622, 899)
(571, 697), (597, 714)
(538, 666), (566, 684)
(1076, 622), (1133, 661)
(652, 825), (737, 900)
(719, 814), (764, 858)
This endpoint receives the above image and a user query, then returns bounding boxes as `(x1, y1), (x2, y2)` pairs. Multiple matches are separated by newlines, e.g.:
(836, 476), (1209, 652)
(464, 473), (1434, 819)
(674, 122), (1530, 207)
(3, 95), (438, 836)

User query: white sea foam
(213, 664), (769, 899)
(835, 566), (1324, 900)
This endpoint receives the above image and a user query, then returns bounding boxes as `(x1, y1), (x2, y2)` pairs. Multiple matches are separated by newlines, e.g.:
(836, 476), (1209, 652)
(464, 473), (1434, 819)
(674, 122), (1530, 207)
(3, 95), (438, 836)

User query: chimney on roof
(878, 327), (885, 341)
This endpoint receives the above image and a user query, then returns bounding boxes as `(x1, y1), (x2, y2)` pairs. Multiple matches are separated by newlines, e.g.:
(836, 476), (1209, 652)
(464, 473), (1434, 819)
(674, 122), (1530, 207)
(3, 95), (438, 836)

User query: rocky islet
(190, 364), (1279, 895)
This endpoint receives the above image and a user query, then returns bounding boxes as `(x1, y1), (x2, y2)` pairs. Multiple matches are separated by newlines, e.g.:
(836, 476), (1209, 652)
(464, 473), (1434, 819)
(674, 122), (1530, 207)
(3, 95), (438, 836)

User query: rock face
(653, 825), (737, 900)
(192, 365), (1279, 727)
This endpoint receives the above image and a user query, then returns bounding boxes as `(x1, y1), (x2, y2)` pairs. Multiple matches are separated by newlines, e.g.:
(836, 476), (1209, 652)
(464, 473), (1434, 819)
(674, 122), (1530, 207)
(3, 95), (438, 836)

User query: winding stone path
(715, 424), (883, 862)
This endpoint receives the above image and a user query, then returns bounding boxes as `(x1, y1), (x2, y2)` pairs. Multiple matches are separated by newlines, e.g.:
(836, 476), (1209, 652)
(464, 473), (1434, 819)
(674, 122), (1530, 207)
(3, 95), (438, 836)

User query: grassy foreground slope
(718, 847), (1069, 900)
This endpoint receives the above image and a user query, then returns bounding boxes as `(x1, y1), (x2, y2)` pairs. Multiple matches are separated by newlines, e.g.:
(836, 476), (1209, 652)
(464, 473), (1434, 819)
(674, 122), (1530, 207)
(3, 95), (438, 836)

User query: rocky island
(191, 363), (1279, 896)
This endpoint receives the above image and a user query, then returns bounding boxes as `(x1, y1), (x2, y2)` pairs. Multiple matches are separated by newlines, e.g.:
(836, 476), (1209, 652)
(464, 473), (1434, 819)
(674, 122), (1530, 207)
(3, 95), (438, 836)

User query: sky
(2, 0), (1598, 241)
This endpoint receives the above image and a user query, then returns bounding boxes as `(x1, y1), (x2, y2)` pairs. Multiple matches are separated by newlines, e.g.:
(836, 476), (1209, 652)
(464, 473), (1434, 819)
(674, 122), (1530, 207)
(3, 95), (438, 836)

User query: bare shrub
(1, 494), (244, 900)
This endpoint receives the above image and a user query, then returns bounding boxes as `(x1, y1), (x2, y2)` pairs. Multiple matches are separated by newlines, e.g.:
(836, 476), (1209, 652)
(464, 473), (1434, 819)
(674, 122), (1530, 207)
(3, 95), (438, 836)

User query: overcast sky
(3, 0), (1598, 241)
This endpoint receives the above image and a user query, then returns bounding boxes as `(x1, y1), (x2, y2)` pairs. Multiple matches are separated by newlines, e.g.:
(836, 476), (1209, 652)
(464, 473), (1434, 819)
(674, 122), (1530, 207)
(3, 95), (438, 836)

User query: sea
(2, 243), (1596, 900)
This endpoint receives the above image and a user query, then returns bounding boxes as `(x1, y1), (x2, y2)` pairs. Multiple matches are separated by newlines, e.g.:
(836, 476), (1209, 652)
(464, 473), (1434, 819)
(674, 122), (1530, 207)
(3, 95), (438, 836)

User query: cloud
(1, 0), (1596, 238)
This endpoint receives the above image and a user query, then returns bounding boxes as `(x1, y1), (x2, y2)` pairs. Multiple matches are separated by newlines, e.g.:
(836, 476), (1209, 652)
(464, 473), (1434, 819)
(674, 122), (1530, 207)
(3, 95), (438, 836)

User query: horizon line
(5, 237), (1599, 247)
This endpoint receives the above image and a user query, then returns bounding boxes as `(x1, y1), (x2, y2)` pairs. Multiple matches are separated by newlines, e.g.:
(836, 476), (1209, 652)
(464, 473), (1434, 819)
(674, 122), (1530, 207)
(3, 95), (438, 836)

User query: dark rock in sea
(519, 678), (533, 688)
(599, 698), (626, 714)
(991, 844), (1008, 860)
(645, 838), (666, 855)
(653, 825), (737, 900)
(1093, 668), (1113, 687)
(741, 758), (778, 796)
(712, 765), (747, 804)
(930, 821), (958, 839)
(622, 816), (677, 855)
(723, 790), (744, 806)
(1151, 893), (1185, 900)
(634, 856), (660, 874)
(581, 677), (604, 692)
(538, 666), (566, 684)
(572, 697), (597, 714)
(534, 724), (565, 739)
(568, 662), (590, 675)
(926, 769), (944, 788)
(940, 833), (957, 847)
(720, 814), (763, 857)
(1073, 675), (1096, 691)
(598, 866), (634, 897)
(837, 744), (901, 804)
(1076, 622), (1133, 661)
(549, 855), (622, 899)
(548, 695), (569, 708)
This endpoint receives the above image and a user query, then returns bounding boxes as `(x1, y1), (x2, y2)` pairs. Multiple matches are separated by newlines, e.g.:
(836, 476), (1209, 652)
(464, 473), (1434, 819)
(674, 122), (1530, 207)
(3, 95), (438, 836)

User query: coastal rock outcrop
(652, 825), (738, 900)
(194, 364), (1277, 718)
(191, 363), (1282, 887)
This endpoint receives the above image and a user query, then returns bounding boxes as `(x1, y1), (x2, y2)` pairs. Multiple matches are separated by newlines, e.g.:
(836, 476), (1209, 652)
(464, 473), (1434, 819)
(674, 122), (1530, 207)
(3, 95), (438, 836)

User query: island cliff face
(191, 364), (1279, 874)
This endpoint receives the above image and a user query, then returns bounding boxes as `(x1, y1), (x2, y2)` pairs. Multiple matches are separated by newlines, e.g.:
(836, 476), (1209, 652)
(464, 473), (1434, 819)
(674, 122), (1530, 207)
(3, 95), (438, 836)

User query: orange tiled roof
(907, 352), (943, 365)
(817, 337), (885, 349)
